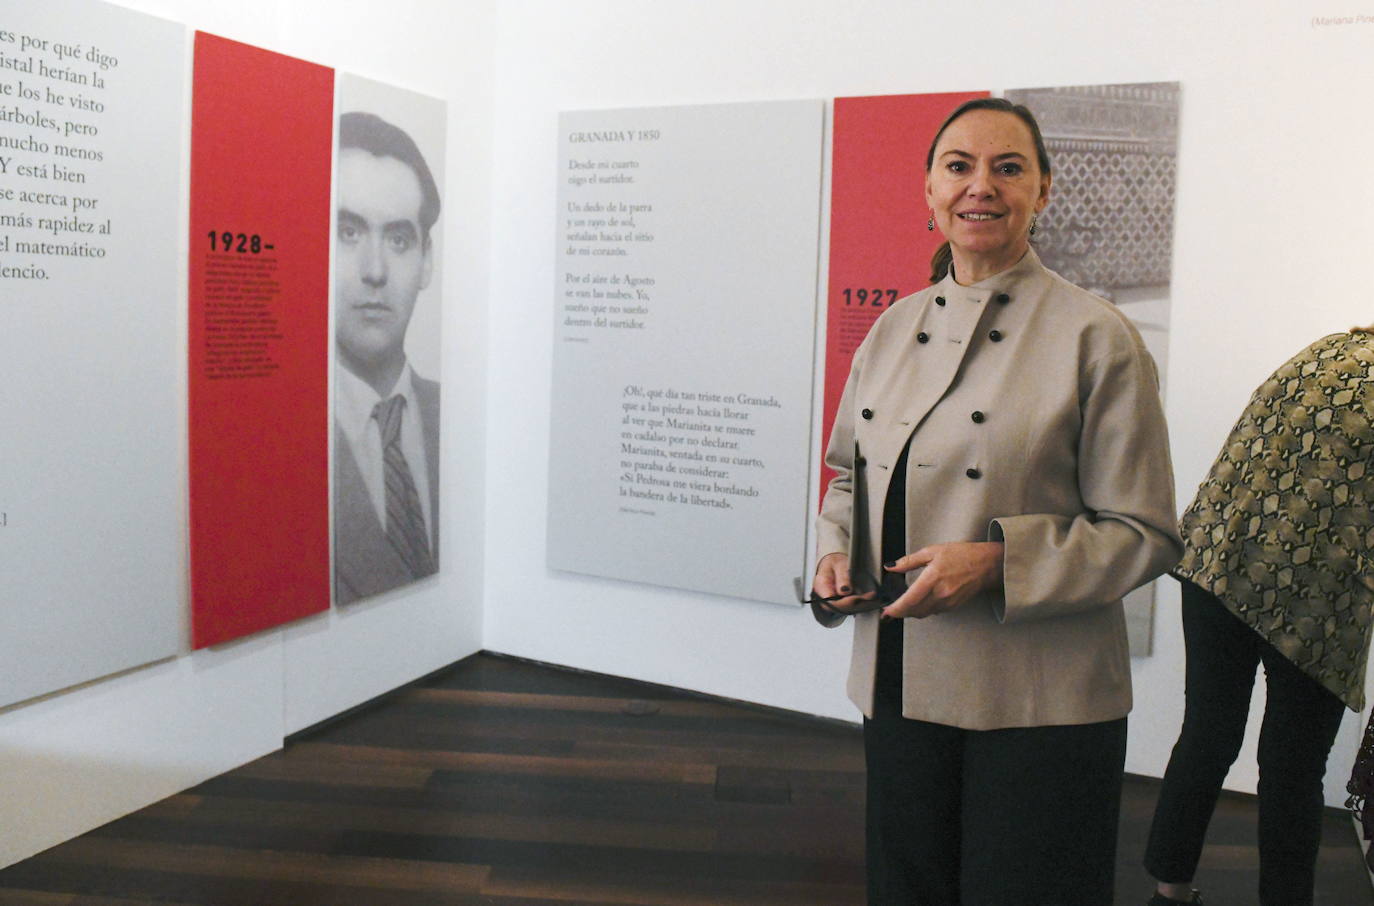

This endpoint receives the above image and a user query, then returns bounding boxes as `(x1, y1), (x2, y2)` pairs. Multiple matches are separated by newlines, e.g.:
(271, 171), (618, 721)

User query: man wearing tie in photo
(333, 111), (441, 605)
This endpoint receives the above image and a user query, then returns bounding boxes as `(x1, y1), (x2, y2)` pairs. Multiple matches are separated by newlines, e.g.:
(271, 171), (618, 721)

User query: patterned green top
(1175, 332), (1374, 710)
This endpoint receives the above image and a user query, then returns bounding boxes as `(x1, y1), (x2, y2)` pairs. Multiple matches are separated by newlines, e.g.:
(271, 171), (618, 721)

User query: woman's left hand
(882, 542), (1005, 619)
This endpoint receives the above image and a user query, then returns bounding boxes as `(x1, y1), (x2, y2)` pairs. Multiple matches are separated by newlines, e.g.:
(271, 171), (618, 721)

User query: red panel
(821, 91), (988, 496)
(188, 33), (333, 647)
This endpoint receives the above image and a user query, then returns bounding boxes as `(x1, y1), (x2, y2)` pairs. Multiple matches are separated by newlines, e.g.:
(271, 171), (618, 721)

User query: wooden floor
(1, 652), (1370, 904)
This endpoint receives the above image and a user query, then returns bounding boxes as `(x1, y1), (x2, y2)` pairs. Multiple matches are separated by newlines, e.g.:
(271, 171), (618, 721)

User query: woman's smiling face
(925, 108), (1051, 284)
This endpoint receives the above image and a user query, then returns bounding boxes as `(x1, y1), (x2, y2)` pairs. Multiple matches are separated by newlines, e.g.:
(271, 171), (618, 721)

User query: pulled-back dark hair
(926, 98), (1051, 283)
(339, 111), (441, 246)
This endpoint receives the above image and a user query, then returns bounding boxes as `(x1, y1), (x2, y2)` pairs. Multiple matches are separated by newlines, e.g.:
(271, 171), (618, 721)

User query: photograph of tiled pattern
(1007, 82), (1181, 298)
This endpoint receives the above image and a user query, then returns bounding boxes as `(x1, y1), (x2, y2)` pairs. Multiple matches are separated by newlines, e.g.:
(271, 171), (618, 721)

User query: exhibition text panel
(547, 100), (823, 606)
(0, 0), (184, 706)
(188, 32), (333, 647)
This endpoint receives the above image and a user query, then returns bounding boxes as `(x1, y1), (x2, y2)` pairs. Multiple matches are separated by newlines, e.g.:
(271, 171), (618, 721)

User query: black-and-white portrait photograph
(1006, 81), (1182, 653)
(333, 75), (447, 606)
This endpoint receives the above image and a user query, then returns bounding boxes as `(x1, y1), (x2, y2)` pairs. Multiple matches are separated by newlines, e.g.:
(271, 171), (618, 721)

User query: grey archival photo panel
(332, 74), (446, 607)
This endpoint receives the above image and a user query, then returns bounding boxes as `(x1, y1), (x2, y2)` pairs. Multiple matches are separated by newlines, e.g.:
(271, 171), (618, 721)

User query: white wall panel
(486, 0), (1374, 807)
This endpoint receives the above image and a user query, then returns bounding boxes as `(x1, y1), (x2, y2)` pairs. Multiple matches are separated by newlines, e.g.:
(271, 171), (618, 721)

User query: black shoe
(1147, 892), (1201, 906)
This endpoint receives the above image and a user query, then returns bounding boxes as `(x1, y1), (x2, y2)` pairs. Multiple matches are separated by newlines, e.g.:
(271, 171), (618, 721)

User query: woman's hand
(881, 542), (1005, 619)
(813, 552), (876, 613)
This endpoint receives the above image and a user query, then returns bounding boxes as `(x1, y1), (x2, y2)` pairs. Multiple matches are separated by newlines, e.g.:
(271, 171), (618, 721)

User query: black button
(917, 332), (929, 343)
(971, 411), (985, 423)
(965, 468), (981, 479)
(861, 408), (874, 420)
(989, 329), (1003, 342)
(995, 293), (1010, 305)
(935, 296), (946, 306)
(856, 456), (867, 467)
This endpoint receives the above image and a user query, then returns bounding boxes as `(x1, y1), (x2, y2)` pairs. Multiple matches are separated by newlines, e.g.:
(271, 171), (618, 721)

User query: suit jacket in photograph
(334, 374), (440, 605)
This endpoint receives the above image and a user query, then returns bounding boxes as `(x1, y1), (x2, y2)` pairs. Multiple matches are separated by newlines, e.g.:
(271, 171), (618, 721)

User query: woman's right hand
(813, 552), (876, 613)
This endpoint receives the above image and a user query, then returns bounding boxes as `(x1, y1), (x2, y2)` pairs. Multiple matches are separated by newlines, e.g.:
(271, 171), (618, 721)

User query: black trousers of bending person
(1145, 579), (1346, 906)
(864, 619), (1128, 905)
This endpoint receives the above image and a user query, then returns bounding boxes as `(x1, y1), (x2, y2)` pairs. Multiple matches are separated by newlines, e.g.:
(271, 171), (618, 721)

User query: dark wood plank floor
(1, 652), (1370, 904)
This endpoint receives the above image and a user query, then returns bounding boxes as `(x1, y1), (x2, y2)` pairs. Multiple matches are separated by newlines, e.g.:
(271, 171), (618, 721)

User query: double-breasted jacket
(817, 250), (1182, 730)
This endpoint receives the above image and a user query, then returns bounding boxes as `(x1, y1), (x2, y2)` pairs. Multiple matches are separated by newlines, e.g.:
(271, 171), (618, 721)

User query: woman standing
(1145, 328), (1374, 906)
(810, 98), (1181, 905)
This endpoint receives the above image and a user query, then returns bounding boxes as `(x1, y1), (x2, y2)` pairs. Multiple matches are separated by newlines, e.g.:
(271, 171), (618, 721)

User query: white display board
(547, 100), (823, 606)
(0, 0), (185, 707)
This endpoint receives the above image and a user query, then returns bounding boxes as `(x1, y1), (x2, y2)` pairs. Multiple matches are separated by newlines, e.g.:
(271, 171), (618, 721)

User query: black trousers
(1144, 579), (1346, 906)
(864, 621), (1127, 905)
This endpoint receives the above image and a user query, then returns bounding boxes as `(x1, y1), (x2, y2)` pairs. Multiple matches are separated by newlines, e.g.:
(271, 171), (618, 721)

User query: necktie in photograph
(372, 394), (436, 578)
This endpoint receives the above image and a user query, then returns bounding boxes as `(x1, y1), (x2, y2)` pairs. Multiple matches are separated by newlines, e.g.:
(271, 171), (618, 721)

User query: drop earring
(1029, 215), (1038, 237)
(927, 213), (935, 232)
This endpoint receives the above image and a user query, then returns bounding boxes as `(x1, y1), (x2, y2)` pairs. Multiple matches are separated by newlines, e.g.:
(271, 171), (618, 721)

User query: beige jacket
(817, 250), (1181, 730)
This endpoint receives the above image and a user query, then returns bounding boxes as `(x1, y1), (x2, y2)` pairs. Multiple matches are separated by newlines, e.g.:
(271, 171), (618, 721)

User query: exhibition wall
(483, 0), (1374, 811)
(0, 0), (494, 867)
(4, 0), (1373, 873)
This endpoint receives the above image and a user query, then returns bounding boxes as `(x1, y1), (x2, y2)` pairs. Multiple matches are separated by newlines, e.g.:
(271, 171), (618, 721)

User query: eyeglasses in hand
(792, 567), (893, 615)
